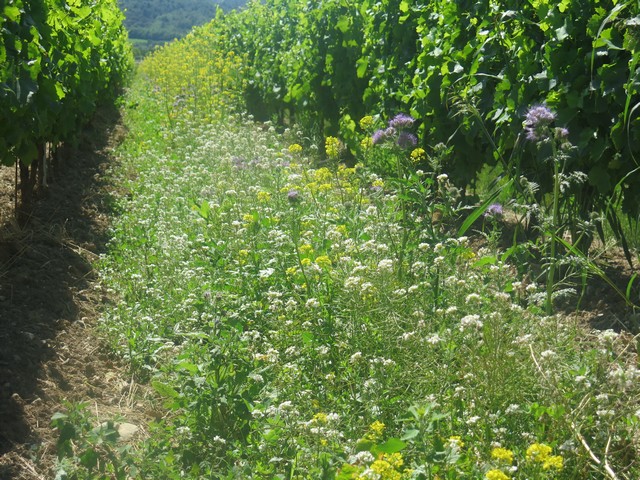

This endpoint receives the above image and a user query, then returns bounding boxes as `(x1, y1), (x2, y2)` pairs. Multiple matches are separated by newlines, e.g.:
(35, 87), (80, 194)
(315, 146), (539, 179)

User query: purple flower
(389, 113), (415, 129)
(484, 203), (503, 218)
(372, 129), (386, 145)
(232, 156), (247, 169)
(287, 189), (300, 203)
(384, 126), (397, 138)
(524, 104), (556, 142)
(397, 131), (418, 149)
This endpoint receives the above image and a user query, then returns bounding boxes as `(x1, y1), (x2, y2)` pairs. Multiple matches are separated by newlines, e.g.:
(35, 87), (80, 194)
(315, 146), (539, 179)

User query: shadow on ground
(0, 105), (125, 478)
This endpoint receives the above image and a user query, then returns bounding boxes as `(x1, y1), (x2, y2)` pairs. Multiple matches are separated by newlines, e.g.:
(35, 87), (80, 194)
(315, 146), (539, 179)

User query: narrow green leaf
(626, 273), (638, 302)
(457, 179), (511, 237)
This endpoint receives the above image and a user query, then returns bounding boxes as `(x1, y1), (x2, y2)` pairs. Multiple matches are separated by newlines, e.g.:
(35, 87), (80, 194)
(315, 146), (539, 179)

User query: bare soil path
(0, 107), (150, 479)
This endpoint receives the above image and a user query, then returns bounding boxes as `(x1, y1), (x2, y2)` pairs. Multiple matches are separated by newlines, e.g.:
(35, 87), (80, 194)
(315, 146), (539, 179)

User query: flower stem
(546, 143), (560, 315)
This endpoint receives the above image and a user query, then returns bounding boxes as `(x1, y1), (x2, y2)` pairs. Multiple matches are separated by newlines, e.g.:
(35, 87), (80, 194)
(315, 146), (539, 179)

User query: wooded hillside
(119, 0), (245, 42)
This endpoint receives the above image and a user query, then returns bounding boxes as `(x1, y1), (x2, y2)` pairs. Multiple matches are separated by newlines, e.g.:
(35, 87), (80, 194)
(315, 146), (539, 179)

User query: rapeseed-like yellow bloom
(257, 191), (271, 202)
(359, 115), (374, 130)
(410, 147), (426, 163)
(542, 455), (564, 470)
(360, 137), (373, 150)
(367, 420), (385, 440)
(485, 469), (510, 480)
(325, 136), (342, 158)
(448, 435), (464, 448)
(491, 447), (514, 464)
(526, 442), (552, 462)
(298, 244), (314, 255)
(315, 255), (332, 269)
(288, 143), (303, 154)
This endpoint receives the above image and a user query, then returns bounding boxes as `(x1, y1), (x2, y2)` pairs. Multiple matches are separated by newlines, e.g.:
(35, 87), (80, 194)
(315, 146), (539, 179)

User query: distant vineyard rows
(1, 0), (132, 207)
(205, 0), (640, 219)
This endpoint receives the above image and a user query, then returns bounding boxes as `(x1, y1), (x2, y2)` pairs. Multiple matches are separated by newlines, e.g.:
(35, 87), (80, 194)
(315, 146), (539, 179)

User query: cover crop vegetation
(45, 0), (640, 479)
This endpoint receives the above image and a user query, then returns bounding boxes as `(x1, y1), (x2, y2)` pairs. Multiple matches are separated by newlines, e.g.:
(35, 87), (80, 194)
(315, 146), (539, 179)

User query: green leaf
(176, 361), (199, 374)
(51, 412), (69, 423)
(152, 380), (180, 398)
(55, 82), (66, 100)
(588, 164), (611, 193)
(4, 5), (21, 22)
(457, 180), (512, 237)
(192, 200), (211, 220)
(336, 15), (350, 33)
(375, 437), (407, 454)
(400, 429), (420, 441)
(79, 449), (99, 469)
(356, 57), (368, 78)
(355, 439), (374, 452)
(555, 25), (568, 41)
(626, 273), (638, 302)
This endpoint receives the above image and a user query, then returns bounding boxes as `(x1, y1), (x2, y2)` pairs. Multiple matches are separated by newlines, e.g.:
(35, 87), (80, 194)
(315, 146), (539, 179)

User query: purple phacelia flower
(484, 203), (503, 218)
(372, 129), (386, 145)
(232, 156), (247, 169)
(524, 104), (556, 142)
(384, 126), (397, 137)
(389, 113), (415, 129)
(287, 189), (300, 203)
(555, 127), (569, 139)
(397, 131), (418, 149)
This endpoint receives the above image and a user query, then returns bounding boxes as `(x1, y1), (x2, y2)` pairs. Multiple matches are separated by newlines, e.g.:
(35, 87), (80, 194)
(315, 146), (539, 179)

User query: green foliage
(0, 0), (132, 168)
(209, 0), (640, 222)
(51, 402), (138, 479)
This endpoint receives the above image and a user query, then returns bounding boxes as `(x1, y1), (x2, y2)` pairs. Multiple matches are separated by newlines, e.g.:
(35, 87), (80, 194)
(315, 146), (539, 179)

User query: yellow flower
(298, 244), (314, 255)
(526, 443), (552, 463)
(325, 136), (342, 158)
(242, 213), (255, 223)
(410, 147), (426, 163)
(385, 453), (404, 469)
(370, 457), (402, 480)
(367, 420), (385, 440)
(448, 436), (464, 448)
(360, 137), (373, 150)
(301, 258), (312, 267)
(257, 191), (271, 202)
(313, 412), (329, 424)
(372, 179), (385, 188)
(485, 469), (510, 480)
(542, 455), (564, 471)
(491, 447), (514, 464)
(288, 143), (303, 154)
(338, 165), (356, 177)
(359, 115), (374, 130)
(315, 167), (333, 182)
(315, 255), (332, 269)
